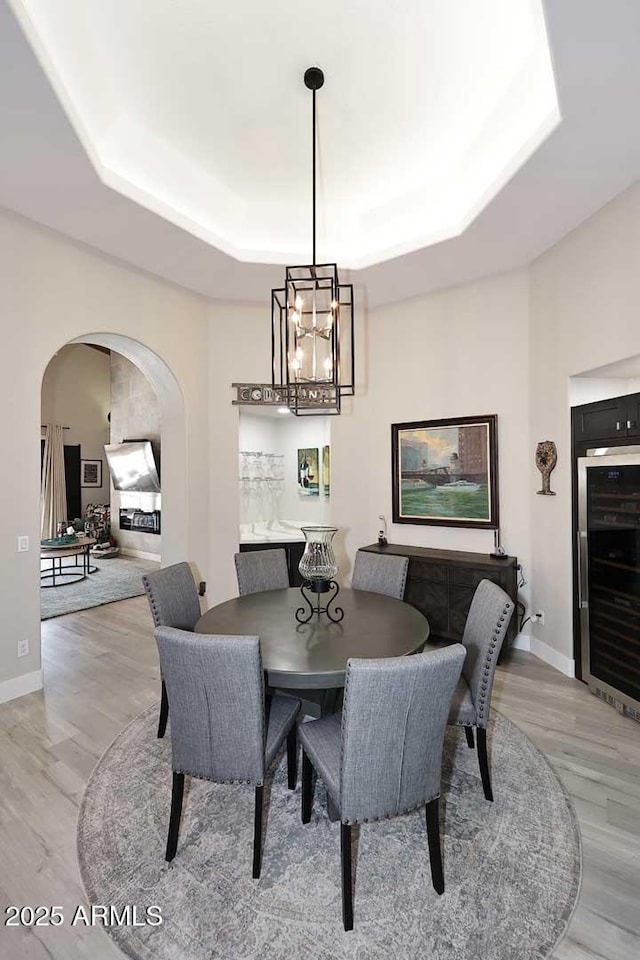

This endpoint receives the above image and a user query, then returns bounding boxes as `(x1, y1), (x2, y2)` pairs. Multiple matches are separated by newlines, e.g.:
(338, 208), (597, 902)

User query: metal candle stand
(295, 578), (344, 623)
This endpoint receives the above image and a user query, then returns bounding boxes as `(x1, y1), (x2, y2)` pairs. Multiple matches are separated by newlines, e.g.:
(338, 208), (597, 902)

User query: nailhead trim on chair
(476, 601), (512, 727)
(399, 562), (408, 600)
(338, 661), (351, 812)
(142, 578), (162, 627)
(173, 770), (259, 786)
(342, 791), (440, 826)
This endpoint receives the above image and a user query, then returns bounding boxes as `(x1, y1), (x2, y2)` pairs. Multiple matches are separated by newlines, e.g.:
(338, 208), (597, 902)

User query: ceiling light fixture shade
(272, 67), (354, 416)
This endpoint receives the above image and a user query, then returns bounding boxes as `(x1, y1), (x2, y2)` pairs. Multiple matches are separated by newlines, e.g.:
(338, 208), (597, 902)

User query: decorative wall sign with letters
(232, 383), (339, 411)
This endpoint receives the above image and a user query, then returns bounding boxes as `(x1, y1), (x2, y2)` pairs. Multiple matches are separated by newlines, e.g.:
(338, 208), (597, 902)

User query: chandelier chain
(312, 85), (317, 267)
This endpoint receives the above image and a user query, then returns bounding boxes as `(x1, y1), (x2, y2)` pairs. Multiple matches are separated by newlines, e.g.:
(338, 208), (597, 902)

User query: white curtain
(41, 424), (67, 539)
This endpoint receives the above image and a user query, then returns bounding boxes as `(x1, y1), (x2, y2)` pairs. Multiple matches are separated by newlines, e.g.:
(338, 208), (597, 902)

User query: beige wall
(207, 303), (269, 604)
(41, 343), (111, 513)
(0, 208), (209, 699)
(212, 182), (640, 675)
(529, 179), (640, 667)
(211, 273), (532, 596)
(4, 176), (640, 700)
(328, 271), (532, 588)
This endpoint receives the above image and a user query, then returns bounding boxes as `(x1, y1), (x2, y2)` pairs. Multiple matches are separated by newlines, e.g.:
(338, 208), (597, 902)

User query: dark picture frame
(81, 458), (102, 488)
(391, 415), (499, 528)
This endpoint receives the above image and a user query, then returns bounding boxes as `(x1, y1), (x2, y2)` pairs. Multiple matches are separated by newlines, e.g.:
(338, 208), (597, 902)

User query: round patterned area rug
(77, 707), (581, 960)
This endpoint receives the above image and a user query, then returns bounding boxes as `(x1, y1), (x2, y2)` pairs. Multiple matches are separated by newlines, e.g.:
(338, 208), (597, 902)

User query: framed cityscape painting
(297, 447), (319, 496)
(391, 415), (499, 528)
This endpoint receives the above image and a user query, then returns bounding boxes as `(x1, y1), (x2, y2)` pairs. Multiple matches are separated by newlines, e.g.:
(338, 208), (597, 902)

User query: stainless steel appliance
(578, 446), (640, 714)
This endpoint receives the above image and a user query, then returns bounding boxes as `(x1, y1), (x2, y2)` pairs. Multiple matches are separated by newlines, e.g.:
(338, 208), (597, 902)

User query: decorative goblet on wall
(296, 526), (344, 623)
(535, 441), (557, 496)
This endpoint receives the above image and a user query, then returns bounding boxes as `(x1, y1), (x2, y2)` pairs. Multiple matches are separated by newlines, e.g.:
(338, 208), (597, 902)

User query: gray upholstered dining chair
(351, 549), (409, 600)
(234, 548), (290, 595)
(299, 644), (466, 930)
(154, 626), (300, 877)
(448, 579), (514, 802)
(142, 562), (202, 739)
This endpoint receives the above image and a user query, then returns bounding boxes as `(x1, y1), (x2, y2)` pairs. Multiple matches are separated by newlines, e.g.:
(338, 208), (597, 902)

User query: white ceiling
(1, 0), (640, 306)
(6, 0), (559, 268)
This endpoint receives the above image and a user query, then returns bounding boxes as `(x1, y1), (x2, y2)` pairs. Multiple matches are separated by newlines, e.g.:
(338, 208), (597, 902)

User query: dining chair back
(142, 561), (202, 738)
(155, 626), (300, 876)
(142, 562), (201, 631)
(351, 550), (408, 600)
(299, 644), (465, 929)
(340, 644), (465, 823)
(234, 548), (289, 595)
(461, 579), (513, 728)
(448, 578), (514, 802)
(156, 627), (265, 782)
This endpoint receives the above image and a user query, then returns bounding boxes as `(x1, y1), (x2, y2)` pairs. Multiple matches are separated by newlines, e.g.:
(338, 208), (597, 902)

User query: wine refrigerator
(578, 447), (640, 715)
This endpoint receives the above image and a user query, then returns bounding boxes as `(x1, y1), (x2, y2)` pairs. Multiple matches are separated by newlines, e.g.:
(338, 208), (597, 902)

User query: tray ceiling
(8, 0), (558, 268)
(2, 0), (640, 306)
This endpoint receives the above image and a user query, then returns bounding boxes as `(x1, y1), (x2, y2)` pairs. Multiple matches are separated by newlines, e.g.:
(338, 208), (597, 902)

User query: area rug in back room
(40, 555), (159, 619)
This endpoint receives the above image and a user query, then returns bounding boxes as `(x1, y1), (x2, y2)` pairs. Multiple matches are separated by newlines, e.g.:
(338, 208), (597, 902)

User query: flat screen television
(104, 441), (161, 493)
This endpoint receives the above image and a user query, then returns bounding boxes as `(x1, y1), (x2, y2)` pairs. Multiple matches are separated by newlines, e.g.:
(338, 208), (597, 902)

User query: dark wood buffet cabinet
(361, 543), (518, 647)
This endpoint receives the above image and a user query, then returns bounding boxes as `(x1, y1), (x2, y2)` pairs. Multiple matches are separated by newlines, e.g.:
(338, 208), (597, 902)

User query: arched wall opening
(69, 333), (188, 566)
(34, 333), (188, 694)
(0, 208), (212, 705)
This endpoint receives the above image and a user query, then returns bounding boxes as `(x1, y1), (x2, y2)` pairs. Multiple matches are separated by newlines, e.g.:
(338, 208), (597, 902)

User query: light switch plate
(17, 536), (29, 552)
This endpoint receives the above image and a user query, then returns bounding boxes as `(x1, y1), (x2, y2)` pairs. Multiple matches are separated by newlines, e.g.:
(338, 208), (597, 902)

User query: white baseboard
(120, 548), (161, 562)
(510, 632), (575, 678)
(0, 668), (43, 704)
(511, 632), (531, 652)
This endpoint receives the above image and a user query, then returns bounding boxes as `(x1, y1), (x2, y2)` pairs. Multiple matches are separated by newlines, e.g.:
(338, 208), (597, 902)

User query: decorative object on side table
(41, 533), (78, 547)
(535, 440), (557, 496)
(392, 415), (499, 528)
(490, 528), (508, 560)
(378, 514), (388, 546)
(296, 526), (344, 623)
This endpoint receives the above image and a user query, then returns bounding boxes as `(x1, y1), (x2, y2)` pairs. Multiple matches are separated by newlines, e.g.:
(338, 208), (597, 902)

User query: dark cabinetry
(361, 543), (518, 646)
(573, 394), (640, 442)
(239, 540), (305, 586)
(571, 389), (640, 686)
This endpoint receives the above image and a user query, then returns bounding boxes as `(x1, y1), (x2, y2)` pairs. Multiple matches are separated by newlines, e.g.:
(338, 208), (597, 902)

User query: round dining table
(196, 587), (430, 821)
(195, 586), (430, 694)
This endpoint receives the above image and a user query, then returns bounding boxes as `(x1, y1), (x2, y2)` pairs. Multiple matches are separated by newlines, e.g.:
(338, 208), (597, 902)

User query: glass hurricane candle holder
(298, 526), (338, 581)
(296, 526), (343, 623)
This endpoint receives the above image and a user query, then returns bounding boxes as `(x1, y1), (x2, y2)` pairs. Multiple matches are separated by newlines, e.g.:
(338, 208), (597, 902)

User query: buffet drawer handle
(616, 421), (622, 430)
(627, 420), (635, 429)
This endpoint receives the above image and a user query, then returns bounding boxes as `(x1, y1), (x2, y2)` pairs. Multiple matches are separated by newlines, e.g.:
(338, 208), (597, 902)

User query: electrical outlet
(198, 581), (207, 597)
(17, 638), (29, 658)
(17, 535), (29, 552)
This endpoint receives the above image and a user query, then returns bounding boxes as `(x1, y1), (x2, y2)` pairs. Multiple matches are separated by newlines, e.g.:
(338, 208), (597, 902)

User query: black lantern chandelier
(271, 67), (355, 416)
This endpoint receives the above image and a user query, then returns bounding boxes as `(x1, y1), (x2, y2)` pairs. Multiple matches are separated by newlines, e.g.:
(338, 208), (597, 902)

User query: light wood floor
(0, 597), (639, 960)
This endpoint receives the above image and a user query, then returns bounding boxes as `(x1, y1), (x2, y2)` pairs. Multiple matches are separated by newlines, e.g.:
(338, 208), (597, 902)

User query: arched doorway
(39, 332), (188, 650)
(69, 333), (188, 564)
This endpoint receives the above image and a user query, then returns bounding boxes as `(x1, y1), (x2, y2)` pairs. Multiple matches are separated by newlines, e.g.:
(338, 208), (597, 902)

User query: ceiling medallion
(271, 67), (355, 416)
